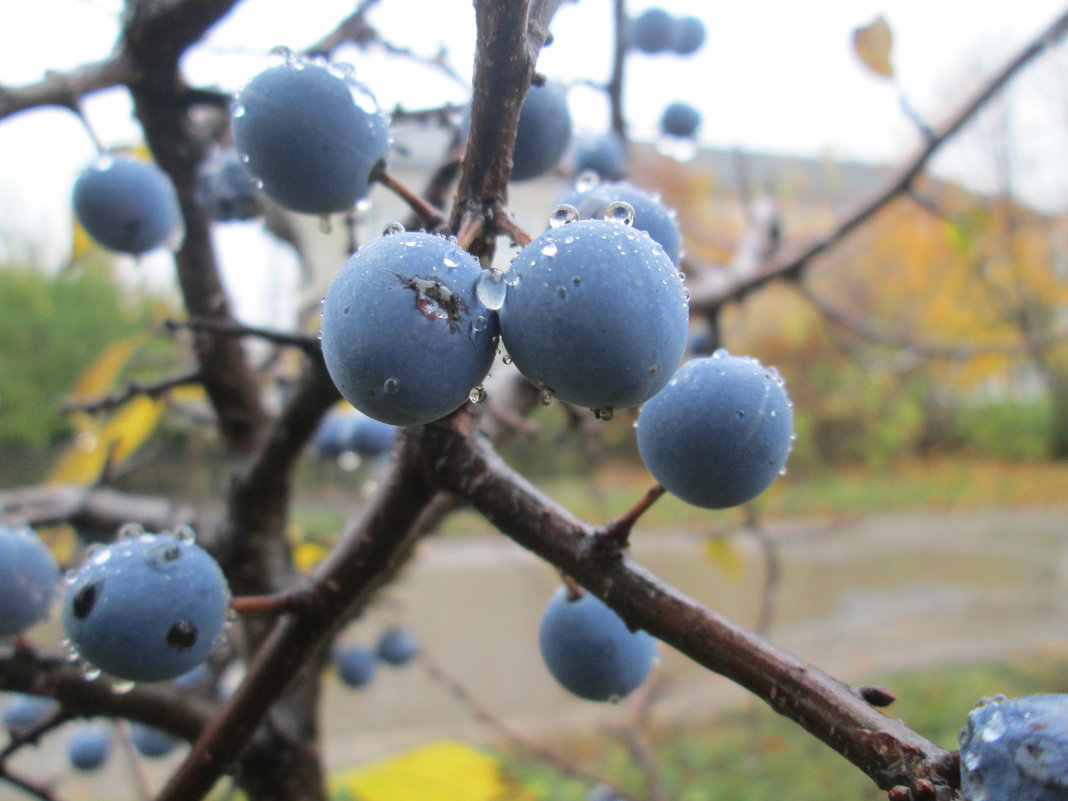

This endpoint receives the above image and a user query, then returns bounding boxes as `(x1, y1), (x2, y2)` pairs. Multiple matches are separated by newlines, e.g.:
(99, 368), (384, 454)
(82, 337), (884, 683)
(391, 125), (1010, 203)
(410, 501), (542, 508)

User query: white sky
(0, 0), (1066, 309)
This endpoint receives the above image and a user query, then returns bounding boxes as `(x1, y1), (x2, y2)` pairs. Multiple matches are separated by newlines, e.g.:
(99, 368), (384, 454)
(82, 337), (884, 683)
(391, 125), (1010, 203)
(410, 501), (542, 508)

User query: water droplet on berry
(476, 268), (507, 310)
(267, 45), (294, 67)
(383, 377), (400, 394)
(539, 388), (554, 406)
(548, 204), (579, 228)
(712, 348), (729, 359)
(574, 170), (600, 192)
(83, 666), (102, 682)
(471, 315), (488, 333)
(603, 201), (636, 226)
(540, 243), (559, 257)
(592, 407), (614, 421)
(383, 221), (405, 235)
(502, 354), (513, 365)
(468, 385), (486, 404)
(443, 256), (459, 268)
(117, 522), (144, 540)
(110, 678), (135, 694)
(504, 270), (520, 287)
(173, 526), (197, 544)
(231, 103), (246, 119)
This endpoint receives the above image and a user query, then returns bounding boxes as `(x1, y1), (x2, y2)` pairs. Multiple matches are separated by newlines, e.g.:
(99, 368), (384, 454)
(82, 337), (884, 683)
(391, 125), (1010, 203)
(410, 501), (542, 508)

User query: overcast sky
(1, 0), (1066, 279)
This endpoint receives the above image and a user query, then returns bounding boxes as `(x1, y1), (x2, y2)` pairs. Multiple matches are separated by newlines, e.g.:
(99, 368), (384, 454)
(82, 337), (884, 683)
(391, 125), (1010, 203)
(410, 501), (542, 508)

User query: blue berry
(130, 722), (179, 758)
(3, 693), (58, 730)
(334, 645), (377, 688)
(961, 694), (1068, 801)
(67, 723), (112, 772)
(499, 217), (688, 411)
(572, 134), (627, 181)
(61, 530), (231, 683)
(350, 415), (398, 458)
(660, 101), (701, 139)
(376, 627), (419, 666)
(72, 155), (181, 254)
(558, 181), (682, 265)
(0, 523), (59, 638)
(671, 16), (706, 55)
(637, 351), (793, 509)
(320, 231), (499, 426)
(511, 82), (573, 182)
(538, 587), (657, 702)
(232, 53), (390, 214)
(312, 408), (360, 459)
(196, 147), (260, 222)
(628, 8), (675, 53)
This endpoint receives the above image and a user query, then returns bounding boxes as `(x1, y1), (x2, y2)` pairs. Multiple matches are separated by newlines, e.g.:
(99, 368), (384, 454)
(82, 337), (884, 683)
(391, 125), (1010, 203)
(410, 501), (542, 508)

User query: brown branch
(62, 369), (203, 416)
(165, 317), (321, 355)
(370, 161), (448, 231)
(608, 0), (628, 140)
(599, 484), (666, 550)
(153, 428), (439, 801)
(689, 6), (1068, 314)
(411, 421), (957, 795)
(0, 484), (198, 533)
(0, 58), (133, 122)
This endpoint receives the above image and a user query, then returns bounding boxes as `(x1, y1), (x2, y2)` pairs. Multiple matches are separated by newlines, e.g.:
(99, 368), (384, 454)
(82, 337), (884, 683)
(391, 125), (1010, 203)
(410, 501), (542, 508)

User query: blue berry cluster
(333, 627), (420, 690)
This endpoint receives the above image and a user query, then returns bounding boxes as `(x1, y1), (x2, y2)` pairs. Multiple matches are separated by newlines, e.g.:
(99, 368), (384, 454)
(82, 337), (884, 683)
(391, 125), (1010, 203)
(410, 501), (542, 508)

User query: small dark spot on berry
(166, 621), (198, 650)
(72, 582), (100, 619)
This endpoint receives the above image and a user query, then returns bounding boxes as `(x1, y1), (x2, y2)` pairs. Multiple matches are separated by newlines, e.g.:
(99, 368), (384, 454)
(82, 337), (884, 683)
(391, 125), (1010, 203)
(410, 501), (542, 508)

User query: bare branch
(165, 317), (321, 355)
(689, 7), (1068, 314)
(62, 369), (203, 416)
(0, 484), (198, 533)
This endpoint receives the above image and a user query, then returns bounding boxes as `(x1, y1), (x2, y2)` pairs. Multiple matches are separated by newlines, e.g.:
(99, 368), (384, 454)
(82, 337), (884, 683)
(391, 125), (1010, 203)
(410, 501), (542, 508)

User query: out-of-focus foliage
(852, 14), (895, 79)
(0, 262), (146, 451)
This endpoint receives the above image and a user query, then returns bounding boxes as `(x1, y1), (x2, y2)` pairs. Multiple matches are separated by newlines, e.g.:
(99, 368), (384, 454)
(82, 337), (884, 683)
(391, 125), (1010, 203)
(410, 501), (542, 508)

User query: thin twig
(62, 369), (202, 416)
(164, 318), (321, 355)
(370, 161), (448, 231)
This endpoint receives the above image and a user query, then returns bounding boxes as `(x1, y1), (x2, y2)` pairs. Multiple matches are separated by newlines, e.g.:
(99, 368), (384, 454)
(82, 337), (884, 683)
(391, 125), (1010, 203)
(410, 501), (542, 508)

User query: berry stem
(598, 483), (666, 549)
(369, 162), (447, 231)
(229, 587), (315, 616)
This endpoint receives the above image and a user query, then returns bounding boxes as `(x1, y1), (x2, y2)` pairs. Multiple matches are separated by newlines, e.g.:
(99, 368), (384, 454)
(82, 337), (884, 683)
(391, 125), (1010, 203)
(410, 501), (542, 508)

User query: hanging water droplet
(268, 45), (294, 67)
(469, 385), (486, 404)
(548, 204), (580, 228)
(231, 103), (246, 119)
(502, 354), (513, 365)
(574, 170), (600, 192)
(603, 200), (636, 226)
(504, 270), (521, 287)
(318, 213), (332, 234)
(383, 377), (400, 394)
(83, 665), (102, 682)
(110, 678), (135, 694)
(540, 242), (559, 257)
(476, 268), (507, 310)
(539, 387), (555, 406)
(712, 348), (729, 359)
(592, 407), (614, 421)
(383, 221), (405, 235)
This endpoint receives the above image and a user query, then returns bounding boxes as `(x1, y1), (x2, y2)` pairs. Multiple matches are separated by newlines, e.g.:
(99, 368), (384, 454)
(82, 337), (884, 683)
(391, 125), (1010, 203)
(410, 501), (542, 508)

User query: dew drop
(83, 666), (102, 682)
(712, 348), (729, 359)
(382, 221), (405, 235)
(540, 243), (559, 257)
(383, 377), (400, 394)
(592, 407), (614, 421)
(443, 256), (459, 268)
(318, 214), (332, 234)
(476, 268), (507, 310)
(110, 678), (136, 695)
(471, 315), (488, 333)
(548, 204), (580, 228)
(502, 354), (513, 365)
(173, 525), (197, 544)
(503, 270), (521, 287)
(117, 522), (144, 539)
(574, 170), (600, 192)
(603, 200), (636, 226)
(231, 103), (246, 119)
(337, 451), (360, 471)
(268, 45), (294, 67)
(469, 385), (486, 404)
(555, 286), (567, 299)
(539, 387), (555, 406)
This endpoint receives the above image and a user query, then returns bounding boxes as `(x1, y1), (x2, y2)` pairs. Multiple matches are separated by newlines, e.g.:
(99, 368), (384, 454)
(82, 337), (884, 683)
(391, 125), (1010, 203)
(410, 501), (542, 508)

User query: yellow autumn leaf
(328, 740), (534, 801)
(852, 15), (894, 79)
(66, 336), (144, 432)
(48, 395), (165, 486)
(294, 541), (329, 573)
(702, 536), (745, 579)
